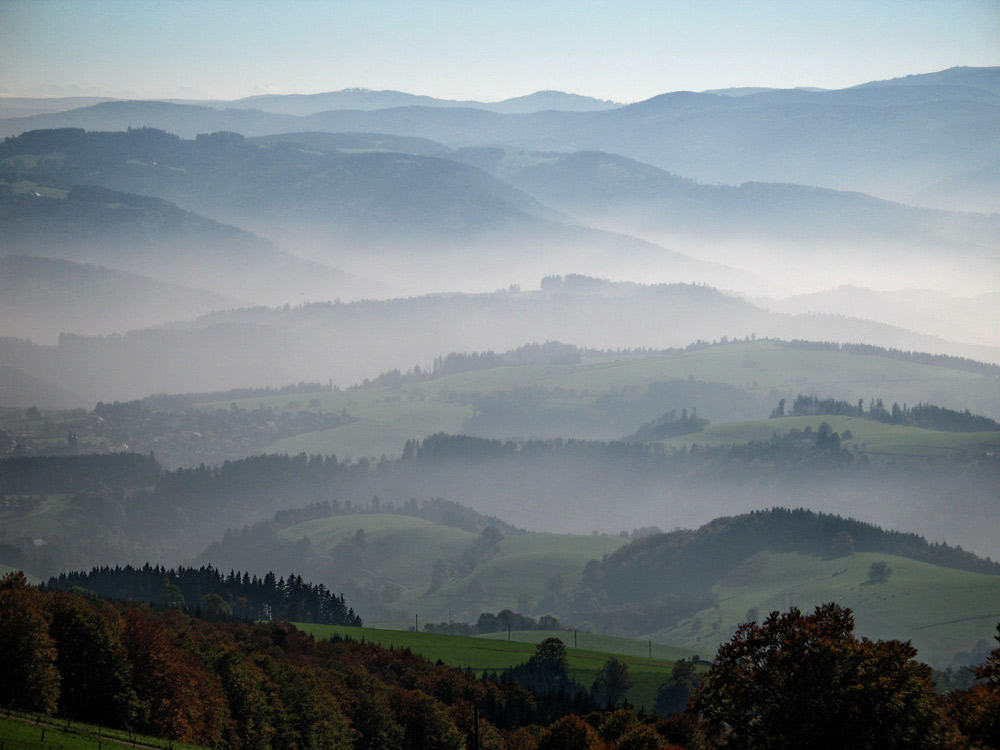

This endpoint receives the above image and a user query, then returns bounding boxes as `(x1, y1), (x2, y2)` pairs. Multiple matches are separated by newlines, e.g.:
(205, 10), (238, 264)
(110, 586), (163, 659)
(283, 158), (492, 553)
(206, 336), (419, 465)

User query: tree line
(3, 572), (998, 749)
(43, 564), (360, 626)
(773, 393), (1000, 432)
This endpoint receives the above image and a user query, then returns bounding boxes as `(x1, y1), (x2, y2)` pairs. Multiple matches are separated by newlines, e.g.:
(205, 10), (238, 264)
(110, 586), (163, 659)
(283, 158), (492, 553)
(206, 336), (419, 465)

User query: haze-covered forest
(2, 16), (1000, 745)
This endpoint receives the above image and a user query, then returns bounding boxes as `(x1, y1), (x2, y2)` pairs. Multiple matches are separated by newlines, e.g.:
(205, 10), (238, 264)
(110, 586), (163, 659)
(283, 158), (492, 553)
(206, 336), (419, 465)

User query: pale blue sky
(1, 0), (998, 102)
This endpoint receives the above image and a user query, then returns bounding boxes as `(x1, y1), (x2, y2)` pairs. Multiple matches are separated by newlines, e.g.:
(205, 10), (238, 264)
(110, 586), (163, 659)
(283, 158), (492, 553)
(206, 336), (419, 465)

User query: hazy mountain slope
(0, 363), (85, 408)
(0, 100), (301, 139)
(3, 279), (998, 405)
(0, 126), (556, 232)
(457, 148), (1000, 297)
(0, 254), (237, 344)
(248, 131), (454, 156)
(759, 287), (1000, 348)
(1, 68), (994, 208)
(0, 176), (383, 305)
(0, 128), (749, 294)
(853, 66), (1000, 96)
(0, 96), (117, 119)
(470, 149), (1000, 250)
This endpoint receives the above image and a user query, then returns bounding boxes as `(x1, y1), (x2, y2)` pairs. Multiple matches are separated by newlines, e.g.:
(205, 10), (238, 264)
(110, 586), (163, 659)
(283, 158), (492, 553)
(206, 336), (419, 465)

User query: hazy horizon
(2, 0), (998, 102)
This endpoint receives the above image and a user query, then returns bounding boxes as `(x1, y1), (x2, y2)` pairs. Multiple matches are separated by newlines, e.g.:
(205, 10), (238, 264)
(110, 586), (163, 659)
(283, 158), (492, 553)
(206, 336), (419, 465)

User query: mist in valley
(2, 4), (1000, 703)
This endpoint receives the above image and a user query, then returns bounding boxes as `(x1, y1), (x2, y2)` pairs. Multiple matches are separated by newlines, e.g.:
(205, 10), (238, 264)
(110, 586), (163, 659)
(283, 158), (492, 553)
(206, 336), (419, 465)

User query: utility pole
(415, 614), (418, 632)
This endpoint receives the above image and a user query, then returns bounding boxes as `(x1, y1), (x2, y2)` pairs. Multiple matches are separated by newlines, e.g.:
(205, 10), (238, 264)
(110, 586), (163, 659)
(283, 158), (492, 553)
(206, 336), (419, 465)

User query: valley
(2, 45), (999, 750)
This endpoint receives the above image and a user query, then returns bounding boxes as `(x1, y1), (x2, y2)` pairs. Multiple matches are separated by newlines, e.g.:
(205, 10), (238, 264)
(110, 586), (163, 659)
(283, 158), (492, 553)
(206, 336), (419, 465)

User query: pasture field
(655, 415), (1000, 456)
(201, 340), (1000, 461)
(296, 623), (681, 709)
(265, 399), (471, 460)
(654, 551), (1000, 667)
(0, 713), (204, 750)
(475, 629), (696, 662)
(0, 493), (73, 540)
(280, 513), (477, 591)
(279, 514), (628, 625)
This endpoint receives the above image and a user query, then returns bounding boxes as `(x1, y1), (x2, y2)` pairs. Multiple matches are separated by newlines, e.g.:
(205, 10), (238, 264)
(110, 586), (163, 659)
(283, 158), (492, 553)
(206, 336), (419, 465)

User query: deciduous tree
(0, 571), (60, 712)
(691, 603), (959, 749)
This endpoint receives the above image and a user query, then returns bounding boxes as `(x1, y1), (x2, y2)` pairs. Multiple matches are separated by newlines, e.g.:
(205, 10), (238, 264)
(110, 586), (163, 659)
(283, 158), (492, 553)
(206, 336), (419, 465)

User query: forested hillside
(3, 572), (999, 748)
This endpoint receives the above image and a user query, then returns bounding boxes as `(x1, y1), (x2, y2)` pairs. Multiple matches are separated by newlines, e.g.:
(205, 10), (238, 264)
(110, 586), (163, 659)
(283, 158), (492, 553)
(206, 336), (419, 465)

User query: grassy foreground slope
(297, 623), (682, 710)
(0, 713), (205, 750)
(654, 551), (1000, 667)
(210, 340), (1000, 461)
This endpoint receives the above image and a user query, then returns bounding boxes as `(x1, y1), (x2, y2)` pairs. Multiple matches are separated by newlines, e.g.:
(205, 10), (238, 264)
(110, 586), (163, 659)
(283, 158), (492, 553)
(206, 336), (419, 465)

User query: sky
(1, 0), (998, 102)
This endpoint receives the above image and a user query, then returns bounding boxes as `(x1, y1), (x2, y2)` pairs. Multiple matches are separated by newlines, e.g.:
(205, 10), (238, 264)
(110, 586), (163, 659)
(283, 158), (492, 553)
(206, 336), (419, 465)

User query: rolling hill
(207, 506), (1000, 669)
(3, 280), (999, 405)
(588, 509), (1000, 666)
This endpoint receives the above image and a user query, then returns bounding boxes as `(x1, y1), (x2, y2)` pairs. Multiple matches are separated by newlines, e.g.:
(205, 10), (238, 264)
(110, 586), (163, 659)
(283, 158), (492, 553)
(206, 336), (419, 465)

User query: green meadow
(279, 514), (628, 626)
(654, 551), (1000, 667)
(296, 623), (683, 709)
(203, 341), (1000, 461)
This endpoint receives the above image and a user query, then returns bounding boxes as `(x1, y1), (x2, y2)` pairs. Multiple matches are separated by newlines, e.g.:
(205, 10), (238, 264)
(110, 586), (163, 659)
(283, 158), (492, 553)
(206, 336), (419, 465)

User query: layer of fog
(6, 282), (1000, 414)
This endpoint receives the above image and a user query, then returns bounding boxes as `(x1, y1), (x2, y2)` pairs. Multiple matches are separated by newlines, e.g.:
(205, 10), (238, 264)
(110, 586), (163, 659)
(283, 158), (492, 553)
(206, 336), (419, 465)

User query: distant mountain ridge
(224, 88), (623, 116)
(0, 67), (995, 210)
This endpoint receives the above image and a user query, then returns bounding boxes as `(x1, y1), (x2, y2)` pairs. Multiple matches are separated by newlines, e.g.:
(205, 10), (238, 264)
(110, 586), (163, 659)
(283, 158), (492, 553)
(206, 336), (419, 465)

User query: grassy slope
(278, 514), (627, 626)
(297, 623), (680, 710)
(284, 515), (1000, 667)
(0, 713), (205, 750)
(655, 415), (1000, 456)
(654, 551), (1000, 667)
(204, 341), (1000, 460)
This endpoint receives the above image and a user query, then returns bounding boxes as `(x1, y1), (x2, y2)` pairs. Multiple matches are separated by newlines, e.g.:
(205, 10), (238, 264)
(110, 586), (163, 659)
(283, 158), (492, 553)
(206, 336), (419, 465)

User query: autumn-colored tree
(691, 603), (959, 750)
(395, 688), (466, 750)
(0, 571), (60, 712)
(616, 722), (669, 750)
(598, 708), (639, 743)
(948, 623), (1000, 748)
(537, 714), (602, 750)
(123, 609), (223, 744)
(448, 699), (505, 750)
